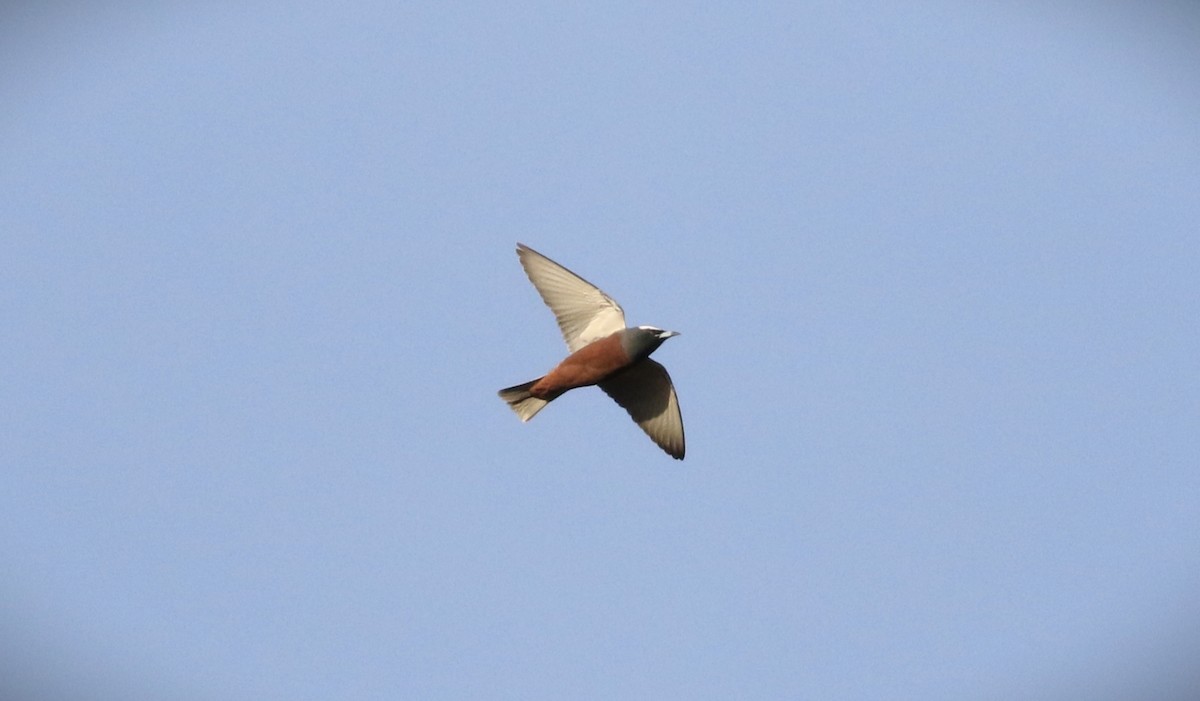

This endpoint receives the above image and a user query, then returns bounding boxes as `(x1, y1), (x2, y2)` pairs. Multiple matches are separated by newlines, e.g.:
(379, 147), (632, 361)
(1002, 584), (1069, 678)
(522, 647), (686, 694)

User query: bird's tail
(498, 378), (550, 422)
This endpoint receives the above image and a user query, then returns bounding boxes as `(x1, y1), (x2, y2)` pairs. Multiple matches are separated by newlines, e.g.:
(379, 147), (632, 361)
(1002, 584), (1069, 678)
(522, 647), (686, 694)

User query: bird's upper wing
(599, 359), (685, 460)
(517, 243), (626, 352)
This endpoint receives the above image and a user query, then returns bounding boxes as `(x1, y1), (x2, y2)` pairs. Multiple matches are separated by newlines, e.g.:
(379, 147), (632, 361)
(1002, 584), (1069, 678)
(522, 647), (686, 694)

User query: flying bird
(498, 243), (685, 460)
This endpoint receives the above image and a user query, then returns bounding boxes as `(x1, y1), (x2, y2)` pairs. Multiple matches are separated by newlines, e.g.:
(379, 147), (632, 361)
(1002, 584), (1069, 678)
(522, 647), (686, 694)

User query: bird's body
(498, 244), (685, 459)
(530, 331), (631, 400)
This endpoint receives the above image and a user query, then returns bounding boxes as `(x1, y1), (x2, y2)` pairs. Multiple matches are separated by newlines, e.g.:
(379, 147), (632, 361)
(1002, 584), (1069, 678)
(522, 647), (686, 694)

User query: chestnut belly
(530, 334), (631, 399)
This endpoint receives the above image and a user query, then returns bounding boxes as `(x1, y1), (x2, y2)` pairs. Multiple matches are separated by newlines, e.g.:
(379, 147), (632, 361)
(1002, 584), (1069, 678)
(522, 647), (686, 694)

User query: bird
(498, 243), (685, 460)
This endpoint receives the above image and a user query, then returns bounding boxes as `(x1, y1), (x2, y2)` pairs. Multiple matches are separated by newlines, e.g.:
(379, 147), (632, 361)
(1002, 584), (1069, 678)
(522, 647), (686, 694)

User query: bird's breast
(531, 333), (632, 398)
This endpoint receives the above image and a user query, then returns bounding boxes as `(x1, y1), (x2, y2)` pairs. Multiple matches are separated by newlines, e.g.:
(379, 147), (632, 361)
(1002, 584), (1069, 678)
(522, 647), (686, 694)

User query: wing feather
(599, 359), (685, 460)
(517, 244), (626, 352)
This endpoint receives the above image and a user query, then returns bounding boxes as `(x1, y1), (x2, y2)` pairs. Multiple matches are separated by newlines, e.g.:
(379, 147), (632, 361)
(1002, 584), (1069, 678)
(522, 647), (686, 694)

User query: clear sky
(3, 2), (1199, 699)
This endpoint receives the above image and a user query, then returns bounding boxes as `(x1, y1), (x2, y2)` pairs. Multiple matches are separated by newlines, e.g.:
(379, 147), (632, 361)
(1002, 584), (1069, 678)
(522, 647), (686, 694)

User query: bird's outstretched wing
(517, 243), (626, 352)
(599, 359), (685, 460)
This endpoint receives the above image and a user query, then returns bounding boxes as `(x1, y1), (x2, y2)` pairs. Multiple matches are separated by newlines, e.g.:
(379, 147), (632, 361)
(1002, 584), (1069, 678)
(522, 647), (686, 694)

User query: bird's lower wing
(598, 359), (685, 460)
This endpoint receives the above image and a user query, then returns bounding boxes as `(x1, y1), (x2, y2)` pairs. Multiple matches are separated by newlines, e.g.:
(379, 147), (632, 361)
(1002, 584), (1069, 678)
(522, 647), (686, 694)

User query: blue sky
(3, 2), (1199, 699)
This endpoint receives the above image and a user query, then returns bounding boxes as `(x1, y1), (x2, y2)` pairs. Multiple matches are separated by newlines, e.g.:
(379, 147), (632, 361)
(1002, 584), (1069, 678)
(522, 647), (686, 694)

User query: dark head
(617, 325), (680, 361)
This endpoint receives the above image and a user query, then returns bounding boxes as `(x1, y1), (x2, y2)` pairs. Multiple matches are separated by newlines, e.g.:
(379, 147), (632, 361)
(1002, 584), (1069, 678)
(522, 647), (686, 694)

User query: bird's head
(637, 325), (680, 341)
(619, 325), (680, 360)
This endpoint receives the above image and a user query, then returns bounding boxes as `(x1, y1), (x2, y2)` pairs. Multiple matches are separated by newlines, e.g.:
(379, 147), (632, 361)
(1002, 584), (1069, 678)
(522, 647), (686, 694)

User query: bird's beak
(662, 330), (680, 339)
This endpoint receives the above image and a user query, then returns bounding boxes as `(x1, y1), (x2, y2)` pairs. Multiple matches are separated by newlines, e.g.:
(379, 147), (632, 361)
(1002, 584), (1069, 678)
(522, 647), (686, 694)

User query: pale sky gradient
(4, 2), (1200, 699)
